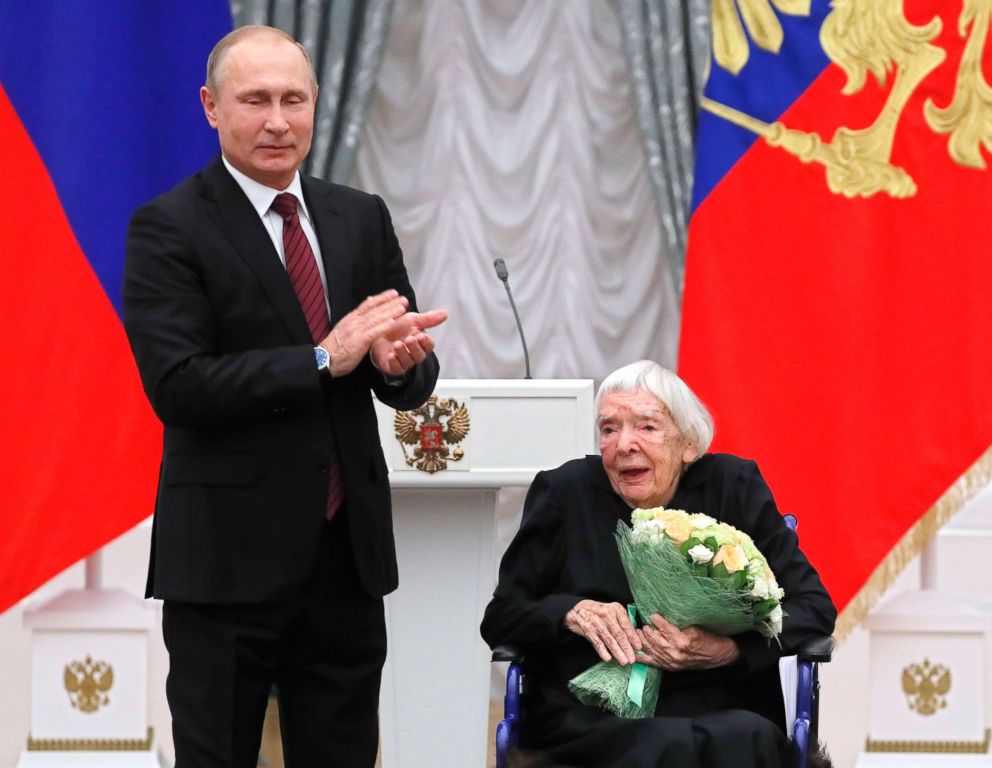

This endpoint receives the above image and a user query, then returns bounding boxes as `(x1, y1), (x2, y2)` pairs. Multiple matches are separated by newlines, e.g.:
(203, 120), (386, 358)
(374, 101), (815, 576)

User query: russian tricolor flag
(680, 0), (992, 636)
(0, 3), (231, 612)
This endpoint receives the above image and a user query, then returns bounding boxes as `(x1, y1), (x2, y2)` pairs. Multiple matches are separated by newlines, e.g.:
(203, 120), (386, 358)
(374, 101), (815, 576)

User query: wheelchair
(492, 514), (834, 768)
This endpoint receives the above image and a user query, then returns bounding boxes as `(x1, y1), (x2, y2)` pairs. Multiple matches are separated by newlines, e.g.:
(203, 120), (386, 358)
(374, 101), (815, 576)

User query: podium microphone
(493, 258), (532, 379)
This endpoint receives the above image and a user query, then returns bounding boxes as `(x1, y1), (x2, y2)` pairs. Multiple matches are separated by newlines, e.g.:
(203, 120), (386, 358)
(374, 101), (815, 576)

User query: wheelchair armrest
(493, 644), (526, 766)
(795, 635), (834, 663)
(492, 644), (525, 663)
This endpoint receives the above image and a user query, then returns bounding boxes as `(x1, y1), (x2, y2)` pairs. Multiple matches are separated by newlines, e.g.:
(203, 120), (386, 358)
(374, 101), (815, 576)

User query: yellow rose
(664, 516), (694, 545)
(654, 508), (688, 525)
(712, 543), (749, 574)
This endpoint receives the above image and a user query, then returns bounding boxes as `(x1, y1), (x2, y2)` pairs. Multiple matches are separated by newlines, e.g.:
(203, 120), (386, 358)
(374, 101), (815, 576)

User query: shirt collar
(221, 155), (312, 225)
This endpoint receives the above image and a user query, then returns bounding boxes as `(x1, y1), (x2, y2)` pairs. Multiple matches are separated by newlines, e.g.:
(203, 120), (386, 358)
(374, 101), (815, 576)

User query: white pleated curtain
(232, 0), (395, 183)
(352, 0), (681, 382)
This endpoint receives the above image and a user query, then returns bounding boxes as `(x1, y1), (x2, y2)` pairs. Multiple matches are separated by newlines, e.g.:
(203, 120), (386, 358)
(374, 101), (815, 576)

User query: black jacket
(481, 453), (836, 764)
(122, 156), (438, 603)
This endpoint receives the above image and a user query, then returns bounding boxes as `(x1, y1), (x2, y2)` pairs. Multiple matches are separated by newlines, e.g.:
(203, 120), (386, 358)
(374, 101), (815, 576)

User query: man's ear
(200, 86), (219, 128)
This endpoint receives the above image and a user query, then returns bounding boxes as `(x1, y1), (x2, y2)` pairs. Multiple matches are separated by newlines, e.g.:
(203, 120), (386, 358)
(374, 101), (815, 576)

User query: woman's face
(598, 389), (699, 509)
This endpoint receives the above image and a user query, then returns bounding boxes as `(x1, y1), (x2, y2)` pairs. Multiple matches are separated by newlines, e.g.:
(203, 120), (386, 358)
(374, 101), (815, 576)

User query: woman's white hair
(596, 360), (714, 456)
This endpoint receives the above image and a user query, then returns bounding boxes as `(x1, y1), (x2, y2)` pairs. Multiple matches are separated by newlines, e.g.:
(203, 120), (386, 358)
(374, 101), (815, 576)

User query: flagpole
(85, 551), (103, 590)
(919, 541), (936, 590)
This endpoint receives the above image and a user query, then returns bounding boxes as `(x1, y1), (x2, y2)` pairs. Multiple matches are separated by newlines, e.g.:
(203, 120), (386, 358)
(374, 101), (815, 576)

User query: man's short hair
(205, 25), (317, 93)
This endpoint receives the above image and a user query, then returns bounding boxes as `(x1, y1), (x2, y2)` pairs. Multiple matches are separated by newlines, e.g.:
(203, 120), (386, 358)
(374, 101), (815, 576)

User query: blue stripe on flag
(691, 0), (832, 213)
(0, 1), (231, 316)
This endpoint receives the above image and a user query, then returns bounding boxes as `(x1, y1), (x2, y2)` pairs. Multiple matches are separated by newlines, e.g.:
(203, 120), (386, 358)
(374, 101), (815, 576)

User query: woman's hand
(564, 600), (641, 665)
(638, 614), (740, 671)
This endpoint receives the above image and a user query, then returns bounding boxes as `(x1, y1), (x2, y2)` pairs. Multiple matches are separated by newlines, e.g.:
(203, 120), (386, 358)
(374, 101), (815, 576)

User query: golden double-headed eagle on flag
(703, 0), (992, 198)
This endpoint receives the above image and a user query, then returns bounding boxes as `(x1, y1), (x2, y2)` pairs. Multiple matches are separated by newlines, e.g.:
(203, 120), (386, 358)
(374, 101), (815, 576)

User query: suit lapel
(200, 158), (312, 342)
(302, 177), (354, 326)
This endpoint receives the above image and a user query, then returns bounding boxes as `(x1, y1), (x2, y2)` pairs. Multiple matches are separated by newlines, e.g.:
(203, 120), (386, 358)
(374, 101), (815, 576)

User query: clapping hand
(319, 290), (447, 378)
(370, 307), (448, 376)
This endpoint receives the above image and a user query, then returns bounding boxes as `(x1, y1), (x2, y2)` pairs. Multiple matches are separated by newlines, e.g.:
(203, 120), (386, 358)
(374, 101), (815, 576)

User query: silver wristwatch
(314, 346), (331, 376)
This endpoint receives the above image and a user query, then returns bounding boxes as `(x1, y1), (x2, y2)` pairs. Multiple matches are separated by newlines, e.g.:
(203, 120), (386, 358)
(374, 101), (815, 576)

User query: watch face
(315, 347), (330, 369)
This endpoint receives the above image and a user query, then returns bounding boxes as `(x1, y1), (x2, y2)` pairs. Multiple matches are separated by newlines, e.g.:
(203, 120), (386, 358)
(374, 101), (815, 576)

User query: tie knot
(271, 193), (299, 220)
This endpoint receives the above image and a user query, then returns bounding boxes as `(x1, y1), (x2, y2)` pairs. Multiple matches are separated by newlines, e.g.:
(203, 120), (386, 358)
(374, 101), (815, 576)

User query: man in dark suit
(122, 25), (445, 768)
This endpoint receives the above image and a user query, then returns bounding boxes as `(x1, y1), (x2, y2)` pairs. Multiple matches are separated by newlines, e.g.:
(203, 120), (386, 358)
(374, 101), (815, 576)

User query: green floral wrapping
(568, 656), (662, 719)
(568, 516), (783, 719)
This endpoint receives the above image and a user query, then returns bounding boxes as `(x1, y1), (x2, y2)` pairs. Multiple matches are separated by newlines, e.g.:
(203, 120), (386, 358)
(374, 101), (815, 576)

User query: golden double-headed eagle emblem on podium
(704, 0), (992, 198)
(394, 395), (470, 474)
(902, 657), (952, 715)
(64, 654), (114, 713)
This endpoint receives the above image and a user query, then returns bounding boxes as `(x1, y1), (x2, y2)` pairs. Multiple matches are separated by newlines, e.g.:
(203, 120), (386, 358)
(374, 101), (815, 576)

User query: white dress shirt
(222, 156), (331, 318)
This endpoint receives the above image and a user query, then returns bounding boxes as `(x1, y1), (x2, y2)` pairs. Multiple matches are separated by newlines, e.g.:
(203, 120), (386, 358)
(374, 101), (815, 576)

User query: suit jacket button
(316, 464), (328, 474)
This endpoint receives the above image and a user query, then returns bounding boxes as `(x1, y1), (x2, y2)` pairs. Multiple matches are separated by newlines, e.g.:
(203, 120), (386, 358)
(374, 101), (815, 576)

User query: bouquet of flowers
(567, 507), (785, 718)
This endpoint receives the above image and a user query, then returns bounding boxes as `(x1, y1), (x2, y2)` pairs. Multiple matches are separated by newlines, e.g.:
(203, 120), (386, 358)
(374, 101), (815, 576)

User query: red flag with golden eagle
(679, 0), (992, 639)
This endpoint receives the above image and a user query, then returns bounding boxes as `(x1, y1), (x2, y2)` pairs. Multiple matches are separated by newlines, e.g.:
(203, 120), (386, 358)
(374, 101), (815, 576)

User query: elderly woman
(481, 361), (836, 768)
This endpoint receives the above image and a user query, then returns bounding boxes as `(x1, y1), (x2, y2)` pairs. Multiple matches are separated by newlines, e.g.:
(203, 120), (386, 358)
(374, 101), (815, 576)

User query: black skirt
(518, 675), (791, 768)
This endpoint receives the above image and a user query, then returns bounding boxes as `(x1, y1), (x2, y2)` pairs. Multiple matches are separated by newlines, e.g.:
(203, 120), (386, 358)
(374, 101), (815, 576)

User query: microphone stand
(493, 259), (532, 379)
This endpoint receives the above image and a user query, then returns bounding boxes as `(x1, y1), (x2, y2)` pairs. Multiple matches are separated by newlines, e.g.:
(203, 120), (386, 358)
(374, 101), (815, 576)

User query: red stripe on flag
(0, 85), (160, 612)
(679, 16), (992, 616)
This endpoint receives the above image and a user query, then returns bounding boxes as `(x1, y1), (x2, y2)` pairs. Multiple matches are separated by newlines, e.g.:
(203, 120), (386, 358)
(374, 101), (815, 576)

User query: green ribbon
(625, 604), (648, 707)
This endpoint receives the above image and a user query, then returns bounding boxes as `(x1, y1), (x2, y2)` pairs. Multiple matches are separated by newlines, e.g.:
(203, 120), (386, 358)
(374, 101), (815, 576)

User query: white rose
(633, 520), (666, 544)
(767, 575), (784, 601)
(768, 605), (783, 634)
(689, 514), (717, 529)
(687, 543), (715, 564)
(751, 577), (770, 599)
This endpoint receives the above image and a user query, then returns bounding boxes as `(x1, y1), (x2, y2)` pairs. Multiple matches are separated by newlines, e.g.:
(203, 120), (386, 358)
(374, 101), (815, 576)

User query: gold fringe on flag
(834, 445), (992, 644)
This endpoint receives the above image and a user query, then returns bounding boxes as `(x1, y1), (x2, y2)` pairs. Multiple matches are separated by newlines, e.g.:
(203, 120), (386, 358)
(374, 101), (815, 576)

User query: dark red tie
(271, 192), (344, 519)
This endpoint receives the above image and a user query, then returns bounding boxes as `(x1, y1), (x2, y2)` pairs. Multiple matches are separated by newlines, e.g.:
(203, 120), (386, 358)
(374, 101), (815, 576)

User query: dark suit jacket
(480, 454), (836, 762)
(122, 156), (438, 604)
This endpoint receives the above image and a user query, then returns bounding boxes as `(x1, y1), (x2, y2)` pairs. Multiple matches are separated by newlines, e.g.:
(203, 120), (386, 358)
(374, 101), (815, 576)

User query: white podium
(17, 588), (159, 767)
(373, 379), (595, 768)
(855, 590), (992, 767)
